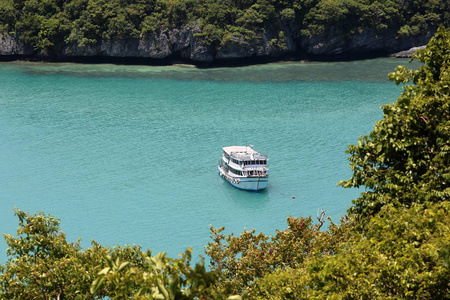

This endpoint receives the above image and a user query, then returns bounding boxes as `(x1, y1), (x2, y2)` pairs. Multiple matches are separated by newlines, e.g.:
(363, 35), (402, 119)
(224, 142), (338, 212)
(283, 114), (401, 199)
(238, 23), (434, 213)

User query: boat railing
(230, 151), (268, 161)
(258, 151), (268, 159)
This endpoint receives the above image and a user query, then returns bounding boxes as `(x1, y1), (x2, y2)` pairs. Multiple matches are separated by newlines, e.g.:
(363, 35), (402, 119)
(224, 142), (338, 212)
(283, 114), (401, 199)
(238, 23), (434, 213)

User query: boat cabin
(222, 146), (268, 165)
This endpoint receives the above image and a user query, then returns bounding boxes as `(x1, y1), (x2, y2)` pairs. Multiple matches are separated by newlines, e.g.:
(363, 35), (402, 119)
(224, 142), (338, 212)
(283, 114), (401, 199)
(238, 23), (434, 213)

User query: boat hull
(218, 166), (268, 191)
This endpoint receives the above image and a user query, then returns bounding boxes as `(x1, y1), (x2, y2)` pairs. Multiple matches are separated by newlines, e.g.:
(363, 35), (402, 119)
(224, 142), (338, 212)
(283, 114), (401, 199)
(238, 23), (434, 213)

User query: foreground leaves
(91, 248), (233, 299)
(0, 208), (234, 299)
(339, 26), (450, 219)
(0, 208), (104, 299)
(206, 213), (353, 295)
(249, 202), (450, 299)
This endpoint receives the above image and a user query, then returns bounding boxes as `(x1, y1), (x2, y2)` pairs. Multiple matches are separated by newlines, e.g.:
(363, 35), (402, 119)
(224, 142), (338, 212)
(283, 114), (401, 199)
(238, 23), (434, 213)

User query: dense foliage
(250, 202), (450, 299)
(0, 208), (231, 299)
(0, 0), (449, 55)
(339, 25), (450, 219)
(1, 26), (449, 299)
(205, 212), (352, 294)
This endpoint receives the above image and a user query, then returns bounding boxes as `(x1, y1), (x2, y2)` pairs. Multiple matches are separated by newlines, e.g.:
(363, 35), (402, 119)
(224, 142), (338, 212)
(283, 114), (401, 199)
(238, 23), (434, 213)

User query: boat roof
(223, 145), (268, 160)
(223, 145), (256, 154)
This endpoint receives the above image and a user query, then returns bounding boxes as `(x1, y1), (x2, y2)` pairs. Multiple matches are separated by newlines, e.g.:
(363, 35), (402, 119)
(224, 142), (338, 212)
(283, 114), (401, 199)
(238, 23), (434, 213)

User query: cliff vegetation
(0, 0), (449, 61)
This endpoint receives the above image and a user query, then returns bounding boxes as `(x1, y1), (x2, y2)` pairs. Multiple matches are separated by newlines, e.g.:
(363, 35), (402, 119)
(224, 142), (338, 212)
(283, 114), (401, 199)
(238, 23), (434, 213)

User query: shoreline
(0, 49), (418, 68)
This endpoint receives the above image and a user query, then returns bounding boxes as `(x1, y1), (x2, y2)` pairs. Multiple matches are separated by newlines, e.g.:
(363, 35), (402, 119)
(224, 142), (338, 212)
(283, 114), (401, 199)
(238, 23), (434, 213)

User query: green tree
(339, 25), (450, 219)
(205, 212), (351, 295)
(0, 208), (104, 299)
(1, 0), (449, 55)
(0, 0), (17, 32)
(194, 24), (224, 46)
(250, 202), (450, 299)
(91, 248), (234, 299)
(0, 208), (236, 299)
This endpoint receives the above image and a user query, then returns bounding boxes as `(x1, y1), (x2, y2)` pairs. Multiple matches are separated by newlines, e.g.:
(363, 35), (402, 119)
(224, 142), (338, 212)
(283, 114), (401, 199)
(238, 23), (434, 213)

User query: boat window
(227, 166), (242, 176)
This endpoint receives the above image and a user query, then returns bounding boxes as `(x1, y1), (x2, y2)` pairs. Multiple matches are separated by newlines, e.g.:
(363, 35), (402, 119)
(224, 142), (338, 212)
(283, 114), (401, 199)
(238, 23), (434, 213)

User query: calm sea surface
(0, 58), (414, 263)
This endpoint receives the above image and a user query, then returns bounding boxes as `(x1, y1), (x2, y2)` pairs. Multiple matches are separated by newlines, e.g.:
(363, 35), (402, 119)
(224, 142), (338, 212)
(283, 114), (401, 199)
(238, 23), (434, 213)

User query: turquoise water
(0, 59), (410, 263)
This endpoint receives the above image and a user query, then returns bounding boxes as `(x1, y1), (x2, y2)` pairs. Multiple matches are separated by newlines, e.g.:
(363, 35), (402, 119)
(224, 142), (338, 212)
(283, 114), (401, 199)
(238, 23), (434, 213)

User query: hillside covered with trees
(0, 0), (449, 63)
(0, 26), (449, 299)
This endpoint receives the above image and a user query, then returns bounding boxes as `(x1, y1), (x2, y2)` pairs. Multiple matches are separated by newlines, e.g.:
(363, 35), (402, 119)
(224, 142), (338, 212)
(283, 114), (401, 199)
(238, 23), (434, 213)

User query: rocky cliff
(61, 24), (215, 62)
(0, 26), (435, 64)
(0, 33), (34, 56)
(301, 27), (436, 60)
(60, 23), (298, 64)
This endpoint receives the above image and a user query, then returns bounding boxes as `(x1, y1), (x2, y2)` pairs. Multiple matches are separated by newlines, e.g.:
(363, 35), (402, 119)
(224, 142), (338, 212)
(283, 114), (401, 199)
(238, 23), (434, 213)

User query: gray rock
(171, 24), (213, 62)
(0, 33), (34, 55)
(391, 45), (426, 58)
(301, 27), (436, 58)
(216, 30), (297, 59)
(62, 24), (213, 62)
(63, 34), (172, 58)
(0, 25), (437, 64)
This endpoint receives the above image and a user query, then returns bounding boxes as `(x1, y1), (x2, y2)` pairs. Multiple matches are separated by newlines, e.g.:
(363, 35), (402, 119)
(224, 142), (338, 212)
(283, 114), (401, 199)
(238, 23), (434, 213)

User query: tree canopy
(0, 0), (448, 55)
(249, 202), (450, 299)
(339, 25), (450, 219)
(0, 208), (232, 299)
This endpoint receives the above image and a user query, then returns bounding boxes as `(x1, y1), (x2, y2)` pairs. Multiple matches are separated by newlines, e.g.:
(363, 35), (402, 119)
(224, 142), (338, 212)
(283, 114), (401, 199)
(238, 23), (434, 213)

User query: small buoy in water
(292, 196), (295, 199)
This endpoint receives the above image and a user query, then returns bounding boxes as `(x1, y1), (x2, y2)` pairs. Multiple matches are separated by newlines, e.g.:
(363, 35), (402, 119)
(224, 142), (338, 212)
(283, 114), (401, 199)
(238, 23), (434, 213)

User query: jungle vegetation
(0, 26), (449, 299)
(0, 0), (449, 54)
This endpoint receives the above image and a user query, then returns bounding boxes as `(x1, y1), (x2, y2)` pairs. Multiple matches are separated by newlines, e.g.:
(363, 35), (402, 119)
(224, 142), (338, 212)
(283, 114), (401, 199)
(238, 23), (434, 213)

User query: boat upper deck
(223, 146), (268, 161)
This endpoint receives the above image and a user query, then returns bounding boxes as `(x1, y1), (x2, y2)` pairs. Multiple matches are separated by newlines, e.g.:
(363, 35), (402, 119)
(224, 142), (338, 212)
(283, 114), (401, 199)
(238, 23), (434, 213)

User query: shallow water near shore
(0, 58), (412, 263)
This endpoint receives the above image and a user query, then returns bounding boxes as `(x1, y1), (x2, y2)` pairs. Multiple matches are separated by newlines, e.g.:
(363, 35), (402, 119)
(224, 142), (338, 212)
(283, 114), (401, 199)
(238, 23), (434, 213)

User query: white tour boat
(218, 145), (269, 191)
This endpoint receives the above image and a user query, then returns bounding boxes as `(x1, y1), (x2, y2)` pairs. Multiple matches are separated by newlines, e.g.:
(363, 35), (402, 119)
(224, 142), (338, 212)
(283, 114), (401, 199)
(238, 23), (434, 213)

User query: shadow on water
(220, 179), (271, 210)
(2, 57), (420, 83)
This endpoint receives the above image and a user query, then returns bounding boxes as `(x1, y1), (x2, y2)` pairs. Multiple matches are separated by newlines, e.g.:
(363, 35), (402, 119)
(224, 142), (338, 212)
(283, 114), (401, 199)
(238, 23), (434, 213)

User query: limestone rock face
(215, 30), (297, 59)
(301, 27), (436, 59)
(0, 33), (34, 55)
(0, 25), (438, 63)
(63, 34), (172, 58)
(62, 24), (214, 62)
(391, 45), (426, 58)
